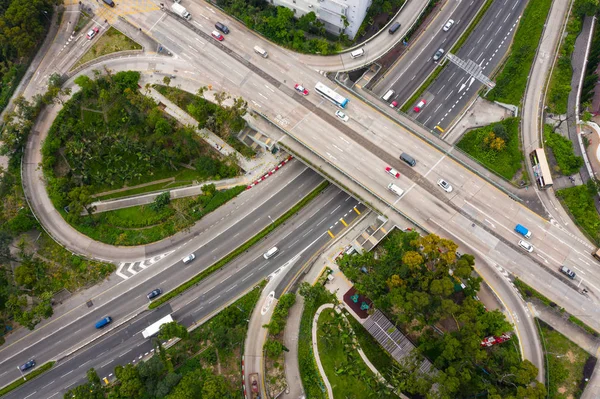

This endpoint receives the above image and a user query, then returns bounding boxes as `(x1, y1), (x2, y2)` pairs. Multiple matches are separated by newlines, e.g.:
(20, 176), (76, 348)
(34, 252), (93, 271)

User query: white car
(182, 254), (196, 264)
(518, 240), (533, 253)
(335, 110), (349, 122)
(437, 178), (452, 193)
(443, 19), (455, 32)
(385, 166), (400, 178)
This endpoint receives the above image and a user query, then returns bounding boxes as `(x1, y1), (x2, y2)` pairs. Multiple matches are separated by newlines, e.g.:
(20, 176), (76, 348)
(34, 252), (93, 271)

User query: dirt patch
(566, 350), (576, 363)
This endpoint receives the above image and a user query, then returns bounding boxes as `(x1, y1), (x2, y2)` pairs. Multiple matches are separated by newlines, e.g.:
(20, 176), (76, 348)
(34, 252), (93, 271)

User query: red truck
(249, 373), (261, 399)
(481, 333), (511, 347)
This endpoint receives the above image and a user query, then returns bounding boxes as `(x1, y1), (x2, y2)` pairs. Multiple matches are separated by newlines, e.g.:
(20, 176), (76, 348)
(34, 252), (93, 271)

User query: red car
(86, 27), (100, 40)
(390, 101), (398, 108)
(385, 166), (400, 178)
(414, 99), (426, 112)
(294, 84), (309, 96)
(211, 31), (224, 41)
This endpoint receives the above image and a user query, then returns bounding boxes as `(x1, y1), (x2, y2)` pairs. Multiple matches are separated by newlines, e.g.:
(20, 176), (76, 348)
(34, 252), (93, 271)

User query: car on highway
(86, 27), (100, 40)
(560, 266), (576, 279)
(433, 48), (445, 61)
(443, 19), (455, 31)
(413, 100), (426, 112)
(147, 288), (162, 300)
(518, 240), (533, 253)
(19, 359), (36, 372)
(335, 110), (349, 122)
(294, 84), (309, 96)
(95, 316), (112, 329)
(211, 31), (224, 41)
(437, 178), (452, 193)
(390, 101), (398, 108)
(182, 254), (196, 264)
(385, 166), (400, 178)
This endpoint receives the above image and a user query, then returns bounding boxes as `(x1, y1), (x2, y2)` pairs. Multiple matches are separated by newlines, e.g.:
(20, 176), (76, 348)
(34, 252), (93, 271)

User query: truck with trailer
(142, 314), (174, 339)
(249, 373), (260, 399)
(171, 3), (191, 20)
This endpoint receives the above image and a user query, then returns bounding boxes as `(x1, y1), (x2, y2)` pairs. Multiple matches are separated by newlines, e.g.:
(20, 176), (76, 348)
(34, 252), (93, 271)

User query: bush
(544, 124), (583, 175)
(557, 182), (600, 244)
(264, 293), (296, 336)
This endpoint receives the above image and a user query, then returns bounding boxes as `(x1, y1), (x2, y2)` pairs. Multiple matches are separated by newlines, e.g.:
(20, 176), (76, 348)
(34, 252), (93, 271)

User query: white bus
(142, 314), (174, 339)
(530, 148), (553, 189)
(315, 82), (349, 108)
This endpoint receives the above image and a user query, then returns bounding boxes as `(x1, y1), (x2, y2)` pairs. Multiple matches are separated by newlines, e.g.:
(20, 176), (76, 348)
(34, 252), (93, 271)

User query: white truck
(387, 183), (404, 197)
(171, 3), (191, 20)
(142, 314), (174, 339)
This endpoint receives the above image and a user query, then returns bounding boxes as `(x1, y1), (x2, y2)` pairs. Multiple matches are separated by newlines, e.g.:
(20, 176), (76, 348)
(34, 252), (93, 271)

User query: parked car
(385, 166), (400, 179)
(518, 240), (533, 253)
(335, 110), (349, 122)
(390, 100), (398, 108)
(437, 178), (453, 193)
(211, 31), (224, 41)
(147, 288), (162, 300)
(443, 19), (455, 31)
(20, 359), (36, 372)
(433, 48), (445, 61)
(182, 254), (196, 264)
(86, 27), (100, 40)
(560, 266), (576, 279)
(294, 84), (309, 95)
(414, 100), (426, 112)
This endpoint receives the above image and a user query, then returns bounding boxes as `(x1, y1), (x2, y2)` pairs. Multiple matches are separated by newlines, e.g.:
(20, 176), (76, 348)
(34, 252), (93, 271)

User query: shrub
(544, 125), (583, 175)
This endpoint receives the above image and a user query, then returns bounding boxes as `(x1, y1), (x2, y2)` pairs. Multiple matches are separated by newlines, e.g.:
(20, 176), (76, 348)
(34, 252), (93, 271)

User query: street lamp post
(42, 10), (51, 23)
(17, 366), (26, 381)
(268, 215), (274, 224)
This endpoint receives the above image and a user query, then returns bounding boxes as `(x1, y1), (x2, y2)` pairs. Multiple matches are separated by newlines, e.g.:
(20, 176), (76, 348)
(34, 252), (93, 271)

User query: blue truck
(514, 224), (531, 239)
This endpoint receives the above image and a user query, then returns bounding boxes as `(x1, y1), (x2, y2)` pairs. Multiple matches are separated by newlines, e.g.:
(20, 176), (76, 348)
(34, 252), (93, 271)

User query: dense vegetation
(213, 0), (342, 54)
(316, 308), (397, 398)
(65, 283), (265, 399)
(154, 84), (254, 158)
(557, 181), (600, 245)
(544, 124), (584, 175)
(0, 80), (114, 338)
(0, 0), (57, 112)
(41, 72), (241, 222)
(486, 0), (553, 105)
(581, 0), (600, 105)
(456, 118), (524, 181)
(339, 230), (546, 398)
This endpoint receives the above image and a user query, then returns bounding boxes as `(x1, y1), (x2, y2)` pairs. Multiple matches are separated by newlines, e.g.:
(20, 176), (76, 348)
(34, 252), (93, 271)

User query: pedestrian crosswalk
(116, 251), (174, 279)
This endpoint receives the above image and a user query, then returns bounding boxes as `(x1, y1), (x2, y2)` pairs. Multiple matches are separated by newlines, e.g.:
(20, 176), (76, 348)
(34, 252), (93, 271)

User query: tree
(264, 339), (284, 357)
(163, 75), (171, 86)
(492, 123), (508, 141)
(150, 191), (171, 212)
(158, 320), (189, 340)
(574, 0), (599, 16)
(66, 186), (95, 224)
(167, 369), (203, 399)
(86, 367), (101, 387)
(114, 364), (144, 397)
(202, 374), (232, 399)
(63, 383), (104, 399)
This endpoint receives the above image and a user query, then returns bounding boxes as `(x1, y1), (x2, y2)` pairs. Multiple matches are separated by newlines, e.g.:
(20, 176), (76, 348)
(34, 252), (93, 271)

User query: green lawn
(71, 185), (246, 246)
(74, 27), (141, 68)
(317, 308), (397, 399)
(456, 117), (523, 181)
(539, 319), (591, 398)
(486, 0), (554, 105)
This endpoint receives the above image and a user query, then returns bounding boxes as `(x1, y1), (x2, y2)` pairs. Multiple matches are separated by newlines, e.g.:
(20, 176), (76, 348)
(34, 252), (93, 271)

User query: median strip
(400, 0), (495, 112)
(0, 361), (55, 397)
(149, 180), (330, 309)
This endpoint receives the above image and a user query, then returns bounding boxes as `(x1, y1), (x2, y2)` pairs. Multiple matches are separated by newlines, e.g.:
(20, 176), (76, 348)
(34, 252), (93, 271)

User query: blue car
(95, 316), (112, 329)
(20, 359), (36, 371)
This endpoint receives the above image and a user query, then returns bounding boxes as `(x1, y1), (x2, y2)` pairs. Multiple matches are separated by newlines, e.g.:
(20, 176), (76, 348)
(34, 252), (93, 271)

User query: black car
(147, 288), (162, 300)
(20, 359), (36, 372)
(560, 266), (576, 279)
(215, 22), (229, 34)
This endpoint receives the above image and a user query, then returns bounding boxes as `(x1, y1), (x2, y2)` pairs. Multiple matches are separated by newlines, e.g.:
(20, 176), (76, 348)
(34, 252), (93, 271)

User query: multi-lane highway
(5, 0), (590, 394)
(374, 0), (485, 105)
(405, 0), (527, 131)
(5, 183), (364, 399)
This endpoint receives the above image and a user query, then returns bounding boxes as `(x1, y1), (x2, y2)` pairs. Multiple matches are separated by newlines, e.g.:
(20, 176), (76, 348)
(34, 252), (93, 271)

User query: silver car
(433, 48), (445, 61)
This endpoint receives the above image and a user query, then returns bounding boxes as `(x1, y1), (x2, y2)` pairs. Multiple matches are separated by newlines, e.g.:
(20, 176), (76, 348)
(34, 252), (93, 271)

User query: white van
(263, 247), (279, 259)
(387, 183), (404, 196)
(382, 89), (395, 102)
(350, 48), (364, 59)
(254, 46), (268, 58)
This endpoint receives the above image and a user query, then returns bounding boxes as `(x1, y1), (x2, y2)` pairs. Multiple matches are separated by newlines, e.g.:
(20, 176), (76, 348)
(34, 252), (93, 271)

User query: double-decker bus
(315, 82), (349, 108)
